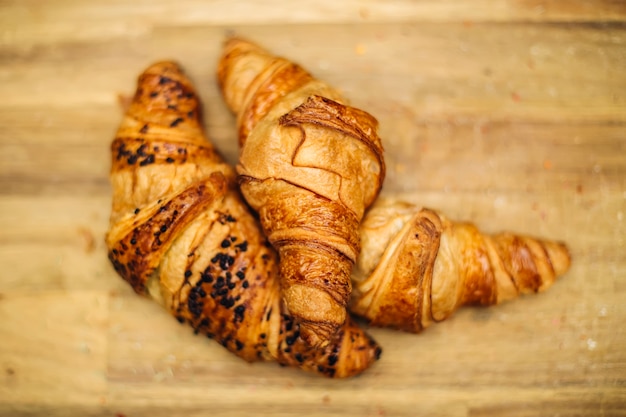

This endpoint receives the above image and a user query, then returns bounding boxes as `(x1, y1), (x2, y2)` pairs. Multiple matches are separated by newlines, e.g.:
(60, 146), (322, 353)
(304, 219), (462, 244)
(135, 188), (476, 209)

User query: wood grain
(0, 1), (624, 416)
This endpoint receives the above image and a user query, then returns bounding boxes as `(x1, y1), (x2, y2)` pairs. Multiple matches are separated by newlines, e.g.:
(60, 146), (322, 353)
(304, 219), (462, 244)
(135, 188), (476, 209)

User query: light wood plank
(1, 0), (625, 49)
(0, 291), (109, 407)
(1, 23), (624, 124)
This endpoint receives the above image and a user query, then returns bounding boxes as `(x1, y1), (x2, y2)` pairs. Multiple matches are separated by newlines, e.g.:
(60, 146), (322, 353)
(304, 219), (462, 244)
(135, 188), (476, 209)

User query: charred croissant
(105, 61), (381, 378)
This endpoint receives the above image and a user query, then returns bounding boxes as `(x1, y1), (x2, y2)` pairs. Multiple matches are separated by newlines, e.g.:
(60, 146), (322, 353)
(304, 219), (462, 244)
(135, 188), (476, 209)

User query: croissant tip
(554, 241), (572, 276)
(142, 60), (184, 74)
(335, 339), (382, 379)
(137, 61), (194, 91)
(223, 35), (249, 45)
(223, 35), (245, 45)
(221, 36), (266, 56)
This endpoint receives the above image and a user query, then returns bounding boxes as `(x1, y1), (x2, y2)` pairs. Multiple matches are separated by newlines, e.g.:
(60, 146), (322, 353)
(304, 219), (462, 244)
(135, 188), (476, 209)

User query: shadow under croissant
(105, 60), (381, 378)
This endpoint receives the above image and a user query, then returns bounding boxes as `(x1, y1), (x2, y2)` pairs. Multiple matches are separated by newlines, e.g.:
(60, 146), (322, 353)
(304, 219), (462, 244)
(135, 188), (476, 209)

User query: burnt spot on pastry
(109, 60), (383, 377)
(217, 212), (237, 224)
(188, 285), (205, 318)
(107, 178), (226, 294)
(139, 154), (155, 166)
(235, 241), (248, 252)
(201, 269), (214, 283)
(220, 297), (235, 308)
(111, 137), (221, 170)
(327, 354), (338, 366)
(285, 331), (299, 346)
(116, 62), (217, 156)
(170, 117), (184, 127)
(211, 253), (236, 271)
(274, 314), (380, 378)
(233, 304), (246, 323)
(172, 213), (273, 361)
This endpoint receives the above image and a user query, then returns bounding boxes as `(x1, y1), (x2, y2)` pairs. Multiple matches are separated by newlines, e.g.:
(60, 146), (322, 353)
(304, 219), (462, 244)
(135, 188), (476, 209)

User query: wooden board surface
(1, 1), (625, 416)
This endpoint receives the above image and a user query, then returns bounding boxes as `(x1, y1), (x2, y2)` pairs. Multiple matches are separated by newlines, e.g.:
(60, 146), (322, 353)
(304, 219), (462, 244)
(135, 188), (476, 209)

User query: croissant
(351, 199), (571, 332)
(105, 61), (381, 378)
(217, 38), (386, 347)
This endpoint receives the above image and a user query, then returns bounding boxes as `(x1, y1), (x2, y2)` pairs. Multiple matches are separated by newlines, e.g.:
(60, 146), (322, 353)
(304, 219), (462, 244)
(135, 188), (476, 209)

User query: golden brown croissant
(351, 199), (571, 332)
(105, 61), (381, 378)
(217, 38), (386, 347)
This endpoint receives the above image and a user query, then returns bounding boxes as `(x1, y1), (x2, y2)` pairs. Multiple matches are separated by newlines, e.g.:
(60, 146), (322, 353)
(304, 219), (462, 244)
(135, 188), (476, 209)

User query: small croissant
(218, 38), (386, 347)
(351, 199), (571, 332)
(105, 61), (381, 378)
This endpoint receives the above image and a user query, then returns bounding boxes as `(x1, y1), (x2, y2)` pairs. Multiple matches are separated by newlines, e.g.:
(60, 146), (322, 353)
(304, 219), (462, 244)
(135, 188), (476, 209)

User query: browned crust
(363, 208), (442, 332)
(351, 202), (572, 333)
(280, 95), (386, 195)
(108, 175), (226, 294)
(276, 315), (381, 378)
(492, 233), (552, 294)
(124, 61), (205, 136)
(239, 62), (313, 146)
(456, 224), (498, 307)
(111, 137), (222, 171)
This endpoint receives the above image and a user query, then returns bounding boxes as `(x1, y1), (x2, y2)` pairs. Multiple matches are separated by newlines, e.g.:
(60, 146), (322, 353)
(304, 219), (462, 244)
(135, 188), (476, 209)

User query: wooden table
(1, 1), (624, 415)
